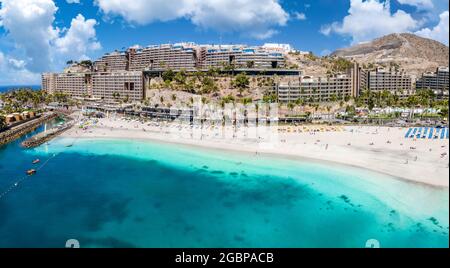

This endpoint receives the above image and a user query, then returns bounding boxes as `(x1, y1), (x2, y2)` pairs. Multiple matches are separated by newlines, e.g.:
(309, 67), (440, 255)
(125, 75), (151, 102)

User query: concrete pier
(21, 119), (74, 148)
(0, 113), (58, 146)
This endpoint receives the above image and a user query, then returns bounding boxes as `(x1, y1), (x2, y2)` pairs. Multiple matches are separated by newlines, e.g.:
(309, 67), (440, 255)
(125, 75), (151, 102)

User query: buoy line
(0, 132), (81, 201)
(0, 153), (59, 200)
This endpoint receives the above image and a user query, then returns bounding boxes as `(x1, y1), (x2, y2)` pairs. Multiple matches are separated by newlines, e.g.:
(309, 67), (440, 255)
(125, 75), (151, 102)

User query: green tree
(241, 97), (252, 105)
(220, 95), (236, 108)
(287, 102), (295, 112)
(438, 106), (448, 119)
(330, 94), (338, 102)
(345, 104), (356, 115)
(206, 67), (220, 77)
(162, 69), (175, 82)
(0, 116), (6, 130)
(174, 69), (187, 85)
(201, 77), (218, 94)
(416, 89), (435, 107)
(263, 93), (277, 103)
(79, 60), (93, 67)
(233, 72), (250, 96)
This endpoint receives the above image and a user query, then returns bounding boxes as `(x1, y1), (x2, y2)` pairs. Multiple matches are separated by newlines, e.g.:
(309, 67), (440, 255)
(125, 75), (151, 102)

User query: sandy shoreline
(61, 115), (450, 188)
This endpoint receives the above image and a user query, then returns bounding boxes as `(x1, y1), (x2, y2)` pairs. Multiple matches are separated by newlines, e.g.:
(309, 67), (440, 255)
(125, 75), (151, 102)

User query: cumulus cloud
(0, 52), (40, 85)
(8, 58), (26, 70)
(0, 0), (101, 84)
(415, 11), (449, 45)
(293, 12), (307, 21)
(94, 0), (288, 39)
(397, 0), (433, 10)
(95, 0), (194, 24)
(55, 14), (102, 59)
(320, 0), (419, 44)
(0, 0), (59, 72)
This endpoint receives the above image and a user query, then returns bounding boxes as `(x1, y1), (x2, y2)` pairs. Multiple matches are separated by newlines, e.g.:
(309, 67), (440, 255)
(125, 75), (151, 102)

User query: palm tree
(295, 98), (304, 107)
(0, 116), (6, 130)
(233, 73), (250, 96)
(287, 102), (295, 113)
(330, 94), (337, 102)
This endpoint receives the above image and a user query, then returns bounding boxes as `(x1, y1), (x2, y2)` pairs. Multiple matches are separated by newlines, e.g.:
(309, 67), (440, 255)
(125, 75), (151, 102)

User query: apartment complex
(93, 44), (199, 72)
(92, 43), (287, 72)
(42, 71), (143, 102)
(42, 73), (89, 98)
(94, 51), (128, 72)
(92, 72), (144, 102)
(201, 46), (285, 69)
(273, 75), (353, 103)
(416, 67), (449, 97)
(42, 73), (57, 94)
(363, 68), (412, 92)
(350, 63), (367, 97)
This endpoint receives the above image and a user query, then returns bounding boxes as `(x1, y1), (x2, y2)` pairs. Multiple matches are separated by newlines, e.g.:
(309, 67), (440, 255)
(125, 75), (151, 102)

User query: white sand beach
(62, 115), (450, 187)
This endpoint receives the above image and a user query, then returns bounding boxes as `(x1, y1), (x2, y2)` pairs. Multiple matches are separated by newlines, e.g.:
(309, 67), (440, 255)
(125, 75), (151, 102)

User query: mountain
(331, 33), (449, 78)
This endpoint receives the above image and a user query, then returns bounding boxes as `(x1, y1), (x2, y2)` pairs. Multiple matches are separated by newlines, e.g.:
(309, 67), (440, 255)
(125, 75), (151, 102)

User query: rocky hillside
(331, 33), (449, 78)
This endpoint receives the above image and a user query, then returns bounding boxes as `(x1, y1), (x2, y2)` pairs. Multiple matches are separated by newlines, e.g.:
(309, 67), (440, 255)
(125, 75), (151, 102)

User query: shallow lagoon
(0, 135), (448, 248)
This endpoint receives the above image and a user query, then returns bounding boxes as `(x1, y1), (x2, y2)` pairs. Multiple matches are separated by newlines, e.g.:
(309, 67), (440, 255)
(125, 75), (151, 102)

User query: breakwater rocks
(21, 119), (75, 148)
(0, 113), (58, 146)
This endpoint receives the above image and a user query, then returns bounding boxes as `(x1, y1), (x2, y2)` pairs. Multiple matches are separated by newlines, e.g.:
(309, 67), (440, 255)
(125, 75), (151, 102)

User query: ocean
(0, 123), (448, 248)
(0, 85), (40, 93)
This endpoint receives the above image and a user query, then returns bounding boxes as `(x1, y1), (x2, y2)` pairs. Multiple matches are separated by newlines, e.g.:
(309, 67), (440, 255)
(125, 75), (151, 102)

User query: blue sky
(0, 0), (448, 85)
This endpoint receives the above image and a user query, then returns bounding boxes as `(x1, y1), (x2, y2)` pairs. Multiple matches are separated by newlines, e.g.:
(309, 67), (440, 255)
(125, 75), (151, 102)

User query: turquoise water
(0, 131), (448, 247)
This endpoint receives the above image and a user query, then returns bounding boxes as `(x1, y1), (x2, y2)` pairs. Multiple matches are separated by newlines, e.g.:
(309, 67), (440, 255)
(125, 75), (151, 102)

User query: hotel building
(128, 44), (198, 71)
(202, 45), (285, 69)
(94, 51), (129, 72)
(416, 67), (449, 98)
(92, 43), (287, 72)
(42, 73), (57, 94)
(350, 63), (368, 97)
(42, 73), (89, 98)
(364, 68), (412, 92)
(273, 74), (353, 103)
(92, 72), (144, 102)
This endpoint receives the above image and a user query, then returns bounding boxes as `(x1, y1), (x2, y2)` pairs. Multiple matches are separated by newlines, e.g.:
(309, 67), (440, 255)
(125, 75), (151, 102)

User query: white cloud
(66, 0), (81, 3)
(293, 12), (307, 21)
(8, 58), (26, 69)
(415, 11), (449, 45)
(55, 14), (102, 59)
(95, 0), (194, 24)
(0, 0), (101, 85)
(0, 0), (59, 72)
(0, 52), (40, 85)
(397, 0), (433, 10)
(94, 0), (288, 39)
(320, 0), (419, 44)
